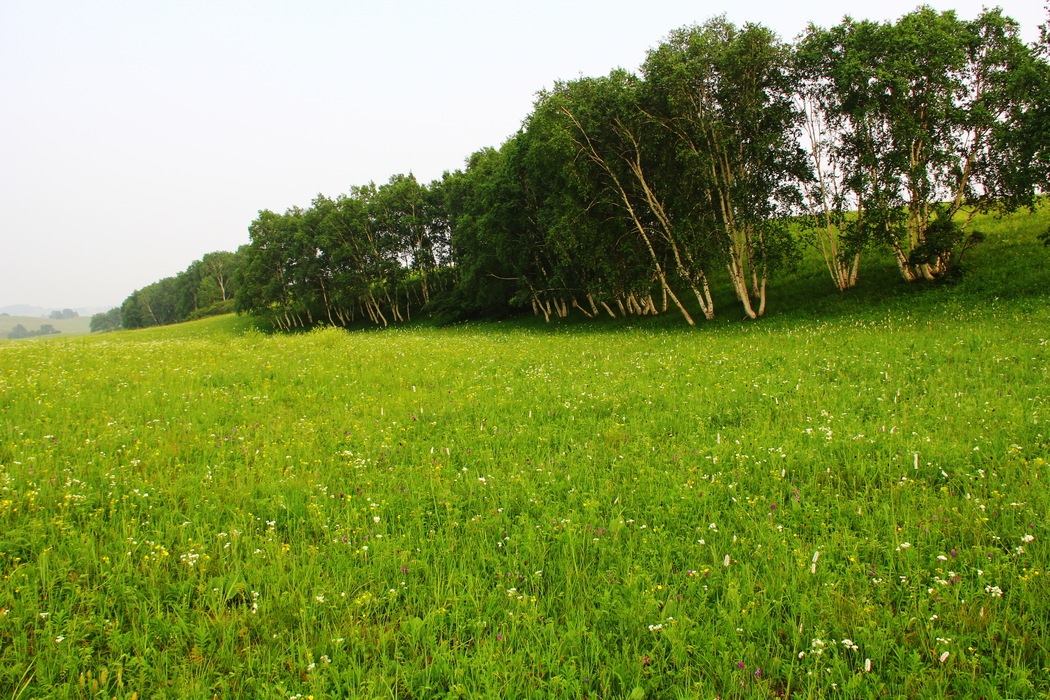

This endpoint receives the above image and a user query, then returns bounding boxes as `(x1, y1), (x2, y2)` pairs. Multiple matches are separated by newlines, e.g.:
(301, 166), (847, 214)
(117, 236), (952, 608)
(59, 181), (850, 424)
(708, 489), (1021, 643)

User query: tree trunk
(693, 275), (715, 320)
(726, 259), (758, 320)
(586, 293), (599, 316)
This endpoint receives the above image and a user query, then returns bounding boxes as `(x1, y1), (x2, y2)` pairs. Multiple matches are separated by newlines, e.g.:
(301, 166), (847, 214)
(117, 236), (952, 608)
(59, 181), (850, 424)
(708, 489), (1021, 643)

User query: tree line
(129, 8), (1050, 330)
(119, 249), (246, 330)
(7, 324), (61, 339)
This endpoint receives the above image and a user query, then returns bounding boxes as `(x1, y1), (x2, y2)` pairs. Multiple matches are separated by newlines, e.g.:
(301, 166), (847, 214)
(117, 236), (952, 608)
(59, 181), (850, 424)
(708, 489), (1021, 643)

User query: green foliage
(796, 8), (1043, 284)
(236, 176), (451, 330)
(89, 307), (121, 333)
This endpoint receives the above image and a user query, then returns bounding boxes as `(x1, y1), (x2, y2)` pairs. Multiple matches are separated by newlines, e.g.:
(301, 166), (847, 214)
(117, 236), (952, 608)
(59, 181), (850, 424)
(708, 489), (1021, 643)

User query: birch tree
(803, 9), (1040, 282)
(539, 72), (717, 323)
(643, 19), (804, 318)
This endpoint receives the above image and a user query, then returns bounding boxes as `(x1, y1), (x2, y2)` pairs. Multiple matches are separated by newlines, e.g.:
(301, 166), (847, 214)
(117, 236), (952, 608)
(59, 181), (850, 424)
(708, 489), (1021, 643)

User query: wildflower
(649, 623), (663, 632)
(1021, 534), (1034, 543)
(724, 554), (731, 567)
(55, 636), (65, 643)
(373, 516), (380, 523)
(896, 542), (911, 551)
(939, 651), (950, 664)
(737, 661), (745, 670)
(864, 658), (872, 673)
(985, 585), (1003, 597)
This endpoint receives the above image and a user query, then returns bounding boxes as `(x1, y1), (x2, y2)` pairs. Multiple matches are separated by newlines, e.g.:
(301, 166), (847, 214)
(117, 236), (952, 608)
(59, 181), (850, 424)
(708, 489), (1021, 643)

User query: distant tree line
(129, 8), (1050, 330)
(119, 249), (246, 330)
(7, 324), (61, 339)
(49, 309), (79, 320)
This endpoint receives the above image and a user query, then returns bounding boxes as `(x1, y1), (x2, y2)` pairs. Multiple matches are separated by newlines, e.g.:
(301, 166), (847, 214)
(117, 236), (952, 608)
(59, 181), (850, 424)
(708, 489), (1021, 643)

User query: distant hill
(0, 304), (116, 318)
(0, 314), (93, 338)
(0, 305), (48, 317)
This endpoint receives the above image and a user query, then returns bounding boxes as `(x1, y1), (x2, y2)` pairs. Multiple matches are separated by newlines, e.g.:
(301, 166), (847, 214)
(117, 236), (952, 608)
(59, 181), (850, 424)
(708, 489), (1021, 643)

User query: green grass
(0, 208), (1048, 698)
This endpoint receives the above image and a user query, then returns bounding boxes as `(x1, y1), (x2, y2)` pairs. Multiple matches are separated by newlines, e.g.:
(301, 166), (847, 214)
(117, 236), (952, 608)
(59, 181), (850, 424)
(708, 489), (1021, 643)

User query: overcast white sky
(1, 0), (1044, 310)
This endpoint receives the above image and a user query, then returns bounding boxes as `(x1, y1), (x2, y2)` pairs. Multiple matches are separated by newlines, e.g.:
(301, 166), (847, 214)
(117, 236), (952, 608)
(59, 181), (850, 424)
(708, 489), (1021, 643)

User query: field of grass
(1, 211), (1048, 698)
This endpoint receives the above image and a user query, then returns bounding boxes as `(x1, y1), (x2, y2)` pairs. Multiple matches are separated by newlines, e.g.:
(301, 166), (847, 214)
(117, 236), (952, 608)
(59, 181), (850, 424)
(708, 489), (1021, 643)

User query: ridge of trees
(120, 249), (246, 330)
(126, 7), (1050, 331)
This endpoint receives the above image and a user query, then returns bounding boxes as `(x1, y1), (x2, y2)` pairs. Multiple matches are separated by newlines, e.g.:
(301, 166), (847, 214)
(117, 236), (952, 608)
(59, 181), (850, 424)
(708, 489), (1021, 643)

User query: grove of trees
(120, 249), (246, 330)
(49, 309), (79, 320)
(126, 8), (1050, 331)
(89, 307), (121, 333)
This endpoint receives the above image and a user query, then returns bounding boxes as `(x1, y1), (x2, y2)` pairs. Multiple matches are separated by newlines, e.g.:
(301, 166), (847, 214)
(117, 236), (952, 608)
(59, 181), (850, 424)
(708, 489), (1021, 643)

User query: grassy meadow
(1, 210), (1049, 698)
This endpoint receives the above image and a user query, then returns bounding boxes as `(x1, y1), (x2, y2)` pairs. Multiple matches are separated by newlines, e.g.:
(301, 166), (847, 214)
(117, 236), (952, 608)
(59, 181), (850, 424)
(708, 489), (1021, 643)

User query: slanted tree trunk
(726, 258), (759, 320)
(561, 107), (697, 326)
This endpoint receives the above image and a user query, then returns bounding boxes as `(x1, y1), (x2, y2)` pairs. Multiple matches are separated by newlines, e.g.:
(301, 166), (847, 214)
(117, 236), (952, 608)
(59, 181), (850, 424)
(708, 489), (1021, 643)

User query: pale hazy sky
(1, 0), (1044, 310)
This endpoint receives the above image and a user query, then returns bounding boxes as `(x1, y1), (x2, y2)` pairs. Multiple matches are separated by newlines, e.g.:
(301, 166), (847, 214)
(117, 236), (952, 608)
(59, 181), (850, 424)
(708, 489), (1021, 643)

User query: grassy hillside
(0, 208), (1047, 698)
